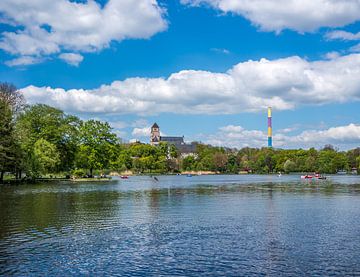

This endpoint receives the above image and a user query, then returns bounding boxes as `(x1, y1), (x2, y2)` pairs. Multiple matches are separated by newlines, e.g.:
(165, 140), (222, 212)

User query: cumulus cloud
(277, 127), (298, 134)
(0, 0), (167, 65)
(132, 126), (152, 138)
(131, 125), (166, 138)
(181, 0), (360, 33)
(20, 53), (360, 115)
(324, 30), (360, 54)
(205, 124), (360, 150)
(323, 51), (340, 60)
(59, 53), (84, 66)
(325, 30), (360, 41)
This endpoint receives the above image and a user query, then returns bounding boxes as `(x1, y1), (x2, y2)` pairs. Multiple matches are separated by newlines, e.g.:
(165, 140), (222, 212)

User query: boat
(120, 175), (129, 179)
(301, 175), (313, 179)
(337, 170), (347, 175)
(186, 174), (192, 177)
(314, 173), (326, 180)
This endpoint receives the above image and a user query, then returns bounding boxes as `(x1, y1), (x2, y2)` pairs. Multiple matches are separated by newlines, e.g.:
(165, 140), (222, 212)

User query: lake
(1, 174), (360, 276)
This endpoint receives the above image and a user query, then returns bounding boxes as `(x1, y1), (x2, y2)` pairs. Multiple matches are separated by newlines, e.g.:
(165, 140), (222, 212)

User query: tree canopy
(0, 82), (359, 182)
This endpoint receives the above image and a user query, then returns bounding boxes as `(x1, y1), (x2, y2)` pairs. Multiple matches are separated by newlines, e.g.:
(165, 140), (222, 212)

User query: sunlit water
(1, 174), (360, 276)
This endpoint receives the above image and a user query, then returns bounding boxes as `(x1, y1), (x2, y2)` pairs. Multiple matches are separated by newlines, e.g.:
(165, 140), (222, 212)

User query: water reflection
(0, 175), (360, 275)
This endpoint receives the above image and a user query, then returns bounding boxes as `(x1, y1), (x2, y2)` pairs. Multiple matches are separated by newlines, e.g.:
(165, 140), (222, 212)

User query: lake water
(1, 174), (360, 276)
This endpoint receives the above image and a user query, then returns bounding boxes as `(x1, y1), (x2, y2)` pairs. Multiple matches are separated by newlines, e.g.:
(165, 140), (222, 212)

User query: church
(150, 123), (197, 155)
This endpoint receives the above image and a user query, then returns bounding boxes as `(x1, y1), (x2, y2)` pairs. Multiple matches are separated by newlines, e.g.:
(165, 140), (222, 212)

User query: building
(150, 123), (197, 155)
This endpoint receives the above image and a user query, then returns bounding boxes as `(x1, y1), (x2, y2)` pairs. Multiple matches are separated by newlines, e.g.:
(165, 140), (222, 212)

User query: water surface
(1, 174), (360, 276)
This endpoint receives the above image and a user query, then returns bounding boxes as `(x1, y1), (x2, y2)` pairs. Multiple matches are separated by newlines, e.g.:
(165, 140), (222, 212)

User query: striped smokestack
(268, 107), (272, 147)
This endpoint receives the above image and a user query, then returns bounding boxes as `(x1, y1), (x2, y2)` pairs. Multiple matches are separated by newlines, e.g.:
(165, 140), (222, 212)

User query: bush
(72, 169), (86, 178)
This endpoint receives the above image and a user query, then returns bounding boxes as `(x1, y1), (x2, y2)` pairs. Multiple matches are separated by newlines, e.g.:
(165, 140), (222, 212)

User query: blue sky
(0, 0), (360, 149)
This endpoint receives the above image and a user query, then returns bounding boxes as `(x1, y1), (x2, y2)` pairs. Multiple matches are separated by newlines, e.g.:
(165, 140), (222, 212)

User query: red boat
(301, 175), (313, 179)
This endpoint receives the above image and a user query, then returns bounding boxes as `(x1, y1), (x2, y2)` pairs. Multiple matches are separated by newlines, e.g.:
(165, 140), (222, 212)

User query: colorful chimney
(267, 107), (272, 147)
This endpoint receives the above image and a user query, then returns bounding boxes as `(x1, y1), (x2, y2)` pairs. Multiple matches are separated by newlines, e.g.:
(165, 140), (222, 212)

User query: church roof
(151, 122), (159, 129)
(160, 136), (184, 143)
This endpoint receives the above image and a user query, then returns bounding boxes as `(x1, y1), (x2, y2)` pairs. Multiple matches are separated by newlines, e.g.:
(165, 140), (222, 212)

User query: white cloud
(5, 55), (43, 67)
(350, 43), (360, 53)
(0, 0), (167, 64)
(211, 48), (230, 54)
(131, 119), (149, 128)
(132, 126), (151, 138)
(59, 53), (84, 66)
(131, 125), (167, 139)
(181, 0), (360, 33)
(20, 53), (360, 115)
(107, 120), (128, 130)
(323, 51), (340, 60)
(205, 124), (360, 150)
(277, 127), (297, 134)
(325, 30), (360, 41)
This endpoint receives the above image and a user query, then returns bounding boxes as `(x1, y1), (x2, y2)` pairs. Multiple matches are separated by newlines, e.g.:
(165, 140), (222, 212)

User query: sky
(0, 0), (360, 150)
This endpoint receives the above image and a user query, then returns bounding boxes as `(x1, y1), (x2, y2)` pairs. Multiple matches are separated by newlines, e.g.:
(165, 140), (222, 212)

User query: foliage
(33, 139), (60, 175)
(16, 104), (81, 173)
(75, 120), (119, 175)
(71, 169), (86, 178)
(0, 83), (359, 181)
(0, 99), (17, 180)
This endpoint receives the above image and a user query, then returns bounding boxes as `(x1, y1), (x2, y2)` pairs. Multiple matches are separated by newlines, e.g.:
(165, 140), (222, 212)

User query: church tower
(150, 123), (160, 145)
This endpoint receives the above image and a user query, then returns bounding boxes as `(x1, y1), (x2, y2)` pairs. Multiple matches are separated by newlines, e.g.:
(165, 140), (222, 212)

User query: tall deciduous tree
(33, 138), (60, 176)
(0, 83), (24, 181)
(76, 120), (118, 175)
(16, 104), (81, 175)
(0, 83), (25, 114)
(0, 99), (15, 181)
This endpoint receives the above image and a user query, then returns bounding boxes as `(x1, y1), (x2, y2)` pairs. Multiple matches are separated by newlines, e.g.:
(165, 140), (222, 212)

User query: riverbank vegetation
(1, 83), (359, 183)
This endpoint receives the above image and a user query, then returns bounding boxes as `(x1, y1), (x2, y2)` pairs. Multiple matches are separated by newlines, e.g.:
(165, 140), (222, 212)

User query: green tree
(317, 150), (337, 173)
(283, 159), (296, 173)
(0, 83), (25, 181)
(0, 100), (16, 181)
(182, 155), (196, 171)
(16, 104), (81, 174)
(213, 152), (228, 172)
(33, 139), (60, 175)
(226, 154), (239, 173)
(76, 120), (118, 175)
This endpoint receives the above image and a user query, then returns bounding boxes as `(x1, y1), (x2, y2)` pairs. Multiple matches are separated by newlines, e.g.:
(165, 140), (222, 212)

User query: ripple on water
(1, 176), (360, 275)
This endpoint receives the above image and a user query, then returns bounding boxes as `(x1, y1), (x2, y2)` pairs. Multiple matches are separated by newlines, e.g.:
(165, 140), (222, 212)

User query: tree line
(0, 83), (359, 182)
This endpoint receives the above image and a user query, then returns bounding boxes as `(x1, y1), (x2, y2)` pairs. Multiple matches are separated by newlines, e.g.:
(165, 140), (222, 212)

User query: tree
(33, 139), (60, 175)
(226, 154), (239, 173)
(0, 83), (25, 181)
(182, 155), (196, 171)
(283, 159), (296, 173)
(0, 83), (25, 114)
(0, 99), (16, 181)
(317, 150), (337, 173)
(76, 120), (118, 175)
(213, 152), (228, 172)
(111, 151), (132, 172)
(16, 104), (81, 174)
(357, 156), (360, 173)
